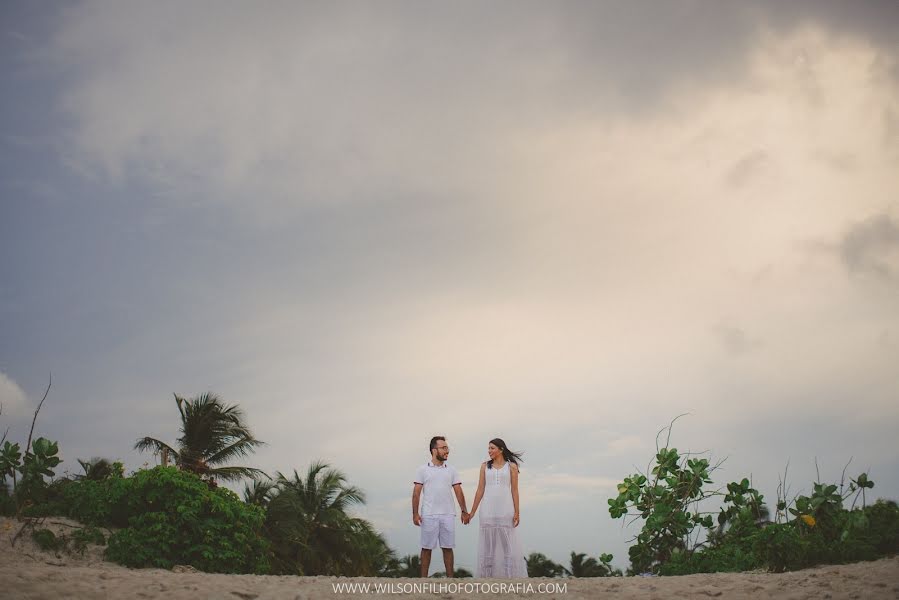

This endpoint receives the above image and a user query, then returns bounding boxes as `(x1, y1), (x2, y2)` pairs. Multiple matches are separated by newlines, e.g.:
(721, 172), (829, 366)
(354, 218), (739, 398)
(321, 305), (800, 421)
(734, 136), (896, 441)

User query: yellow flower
(800, 514), (816, 527)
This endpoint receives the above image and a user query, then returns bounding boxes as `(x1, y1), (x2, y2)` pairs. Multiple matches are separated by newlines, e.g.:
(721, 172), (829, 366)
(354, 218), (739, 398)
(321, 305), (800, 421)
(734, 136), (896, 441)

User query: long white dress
(476, 462), (528, 578)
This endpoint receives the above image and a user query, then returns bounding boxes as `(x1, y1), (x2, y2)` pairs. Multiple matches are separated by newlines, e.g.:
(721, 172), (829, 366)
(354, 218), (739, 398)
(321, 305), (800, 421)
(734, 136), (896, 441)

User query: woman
(468, 438), (528, 578)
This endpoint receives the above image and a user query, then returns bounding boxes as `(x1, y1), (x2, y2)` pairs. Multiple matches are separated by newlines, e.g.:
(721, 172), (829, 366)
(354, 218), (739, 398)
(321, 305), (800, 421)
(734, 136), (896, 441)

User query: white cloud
(520, 470), (621, 507)
(0, 372), (28, 419)
(47, 7), (899, 439)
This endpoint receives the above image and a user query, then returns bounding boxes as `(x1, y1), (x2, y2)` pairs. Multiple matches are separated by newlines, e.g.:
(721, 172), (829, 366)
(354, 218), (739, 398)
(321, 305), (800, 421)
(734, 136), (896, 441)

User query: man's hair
(429, 436), (446, 452)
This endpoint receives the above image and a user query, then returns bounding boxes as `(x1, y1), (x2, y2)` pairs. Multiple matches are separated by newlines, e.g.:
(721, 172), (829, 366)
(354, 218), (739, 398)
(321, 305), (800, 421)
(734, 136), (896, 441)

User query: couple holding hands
(412, 436), (528, 578)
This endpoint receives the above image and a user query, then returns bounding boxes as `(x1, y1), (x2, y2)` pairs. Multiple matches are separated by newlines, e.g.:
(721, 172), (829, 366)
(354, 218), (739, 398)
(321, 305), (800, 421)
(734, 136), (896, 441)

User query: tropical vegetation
(134, 393), (264, 482)
(3, 390), (897, 578)
(608, 418), (899, 575)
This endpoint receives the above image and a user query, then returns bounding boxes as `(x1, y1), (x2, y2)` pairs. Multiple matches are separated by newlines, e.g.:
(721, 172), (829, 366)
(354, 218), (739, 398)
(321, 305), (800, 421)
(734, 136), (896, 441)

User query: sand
(2, 517), (898, 599)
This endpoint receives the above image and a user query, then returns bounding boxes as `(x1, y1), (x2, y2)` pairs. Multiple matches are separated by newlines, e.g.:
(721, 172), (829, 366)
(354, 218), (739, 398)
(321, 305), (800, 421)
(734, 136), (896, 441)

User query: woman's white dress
(476, 462), (528, 578)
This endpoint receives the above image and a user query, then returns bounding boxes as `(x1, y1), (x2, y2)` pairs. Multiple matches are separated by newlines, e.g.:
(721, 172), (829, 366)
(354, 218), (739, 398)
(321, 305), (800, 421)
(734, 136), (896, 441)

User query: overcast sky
(2, 1), (898, 572)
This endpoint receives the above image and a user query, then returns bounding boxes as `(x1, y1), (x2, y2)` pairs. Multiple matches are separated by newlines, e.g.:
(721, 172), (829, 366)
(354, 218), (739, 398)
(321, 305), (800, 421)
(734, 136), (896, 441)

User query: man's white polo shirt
(414, 461), (461, 516)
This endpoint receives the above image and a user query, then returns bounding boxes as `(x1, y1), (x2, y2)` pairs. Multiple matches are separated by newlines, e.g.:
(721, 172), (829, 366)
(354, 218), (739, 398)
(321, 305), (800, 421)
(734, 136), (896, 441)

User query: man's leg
(420, 548), (432, 578)
(420, 516), (439, 577)
(438, 515), (455, 578)
(442, 547), (454, 578)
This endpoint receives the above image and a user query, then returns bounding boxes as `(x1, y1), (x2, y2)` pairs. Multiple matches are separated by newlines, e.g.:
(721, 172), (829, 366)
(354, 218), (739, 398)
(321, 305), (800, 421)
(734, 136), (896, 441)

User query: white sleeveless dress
(476, 462), (528, 578)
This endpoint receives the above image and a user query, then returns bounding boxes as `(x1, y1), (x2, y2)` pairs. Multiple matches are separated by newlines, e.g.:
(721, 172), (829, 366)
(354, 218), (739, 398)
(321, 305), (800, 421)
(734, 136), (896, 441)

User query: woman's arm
(469, 463), (487, 517)
(510, 463), (520, 527)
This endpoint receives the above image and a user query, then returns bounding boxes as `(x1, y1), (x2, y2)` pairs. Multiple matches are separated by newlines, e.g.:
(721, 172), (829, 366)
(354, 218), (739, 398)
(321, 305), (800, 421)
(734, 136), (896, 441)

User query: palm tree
(264, 461), (376, 575)
(352, 520), (399, 576)
(397, 554), (422, 578)
(135, 392), (264, 482)
(75, 457), (117, 481)
(432, 568), (473, 578)
(567, 552), (606, 577)
(526, 552), (566, 578)
(243, 478), (275, 508)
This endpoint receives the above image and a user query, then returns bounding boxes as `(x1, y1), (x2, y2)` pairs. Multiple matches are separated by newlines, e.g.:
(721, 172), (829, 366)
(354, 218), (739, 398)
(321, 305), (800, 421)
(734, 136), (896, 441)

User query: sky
(1, 0), (898, 573)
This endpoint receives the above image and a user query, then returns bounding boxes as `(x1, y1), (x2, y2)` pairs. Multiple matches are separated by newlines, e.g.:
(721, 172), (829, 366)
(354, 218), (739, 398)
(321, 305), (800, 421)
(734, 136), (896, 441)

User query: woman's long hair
(487, 438), (523, 470)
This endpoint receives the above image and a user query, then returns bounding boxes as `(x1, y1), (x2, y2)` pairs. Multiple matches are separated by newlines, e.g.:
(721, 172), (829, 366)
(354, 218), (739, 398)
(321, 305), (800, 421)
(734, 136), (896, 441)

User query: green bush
(612, 425), (899, 575)
(32, 528), (63, 552)
(864, 500), (899, 555)
(657, 502), (899, 575)
(1, 437), (63, 515)
(22, 478), (76, 517)
(660, 539), (761, 576)
(62, 476), (131, 526)
(752, 523), (808, 572)
(97, 467), (270, 573)
(0, 482), (13, 516)
(29, 525), (106, 556)
(657, 500), (899, 575)
(25, 465), (307, 574)
(71, 526), (106, 555)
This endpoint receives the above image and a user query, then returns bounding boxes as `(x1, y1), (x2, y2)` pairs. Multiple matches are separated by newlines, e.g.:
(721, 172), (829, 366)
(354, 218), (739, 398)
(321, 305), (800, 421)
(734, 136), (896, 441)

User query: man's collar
(428, 460), (447, 468)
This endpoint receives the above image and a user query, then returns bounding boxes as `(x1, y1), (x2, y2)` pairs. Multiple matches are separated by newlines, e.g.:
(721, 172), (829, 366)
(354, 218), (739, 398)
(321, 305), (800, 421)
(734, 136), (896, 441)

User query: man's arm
(453, 483), (469, 523)
(412, 483), (423, 526)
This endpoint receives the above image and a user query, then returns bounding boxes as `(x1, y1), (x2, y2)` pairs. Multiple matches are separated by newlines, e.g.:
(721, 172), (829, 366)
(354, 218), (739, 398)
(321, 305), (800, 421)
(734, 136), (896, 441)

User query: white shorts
(420, 514), (455, 549)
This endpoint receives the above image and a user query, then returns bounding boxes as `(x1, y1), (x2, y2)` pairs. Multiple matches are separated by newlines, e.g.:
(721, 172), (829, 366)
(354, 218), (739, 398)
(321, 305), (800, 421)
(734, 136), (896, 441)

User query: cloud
(28, 10), (898, 442)
(713, 324), (763, 357)
(42, 3), (899, 219)
(520, 469), (621, 507)
(841, 214), (899, 280)
(0, 372), (28, 419)
(725, 150), (772, 188)
(604, 436), (646, 456)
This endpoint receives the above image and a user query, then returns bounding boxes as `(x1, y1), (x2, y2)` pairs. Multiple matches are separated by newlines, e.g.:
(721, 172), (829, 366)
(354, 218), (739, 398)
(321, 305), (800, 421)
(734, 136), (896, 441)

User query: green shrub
(62, 476), (131, 526)
(752, 523), (807, 572)
(22, 478), (75, 517)
(0, 482), (13, 516)
(71, 526), (106, 555)
(608, 447), (715, 573)
(1, 437), (63, 515)
(99, 467), (270, 573)
(864, 500), (899, 555)
(32, 528), (63, 552)
(29, 526), (106, 556)
(656, 497), (897, 574)
(660, 538), (761, 575)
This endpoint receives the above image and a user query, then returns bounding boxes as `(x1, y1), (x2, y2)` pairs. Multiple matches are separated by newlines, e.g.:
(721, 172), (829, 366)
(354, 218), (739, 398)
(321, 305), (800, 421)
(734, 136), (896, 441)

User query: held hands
(461, 511), (471, 525)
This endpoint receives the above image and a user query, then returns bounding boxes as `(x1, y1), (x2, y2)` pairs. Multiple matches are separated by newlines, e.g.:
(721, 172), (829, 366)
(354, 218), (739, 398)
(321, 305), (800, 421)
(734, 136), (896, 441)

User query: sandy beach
(2, 518), (898, 600)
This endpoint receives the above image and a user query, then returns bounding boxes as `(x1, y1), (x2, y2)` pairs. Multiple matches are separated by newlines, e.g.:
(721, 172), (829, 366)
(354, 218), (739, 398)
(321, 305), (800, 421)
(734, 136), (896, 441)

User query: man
(412, 436), (469, 578)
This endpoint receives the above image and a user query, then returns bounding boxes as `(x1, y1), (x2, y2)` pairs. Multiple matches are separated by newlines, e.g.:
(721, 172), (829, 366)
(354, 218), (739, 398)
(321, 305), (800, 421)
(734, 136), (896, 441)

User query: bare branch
(11, 517), (40, 546)
(839, 457), (853, 496)
(24, 373), (51, 458)
(680, 449), (713, 457)
(0, 402), (7, 445)
(655, 413), (689, 452)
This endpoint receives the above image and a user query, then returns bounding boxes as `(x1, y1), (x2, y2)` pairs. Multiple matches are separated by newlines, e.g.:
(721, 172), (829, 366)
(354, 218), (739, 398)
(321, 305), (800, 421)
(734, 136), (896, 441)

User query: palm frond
(207, 465), (267, 482)
(243, 477), (275, 506)
(204, 435), (264, 466)
(134, 436), (179, 459)
(331, 484), (366, 509)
